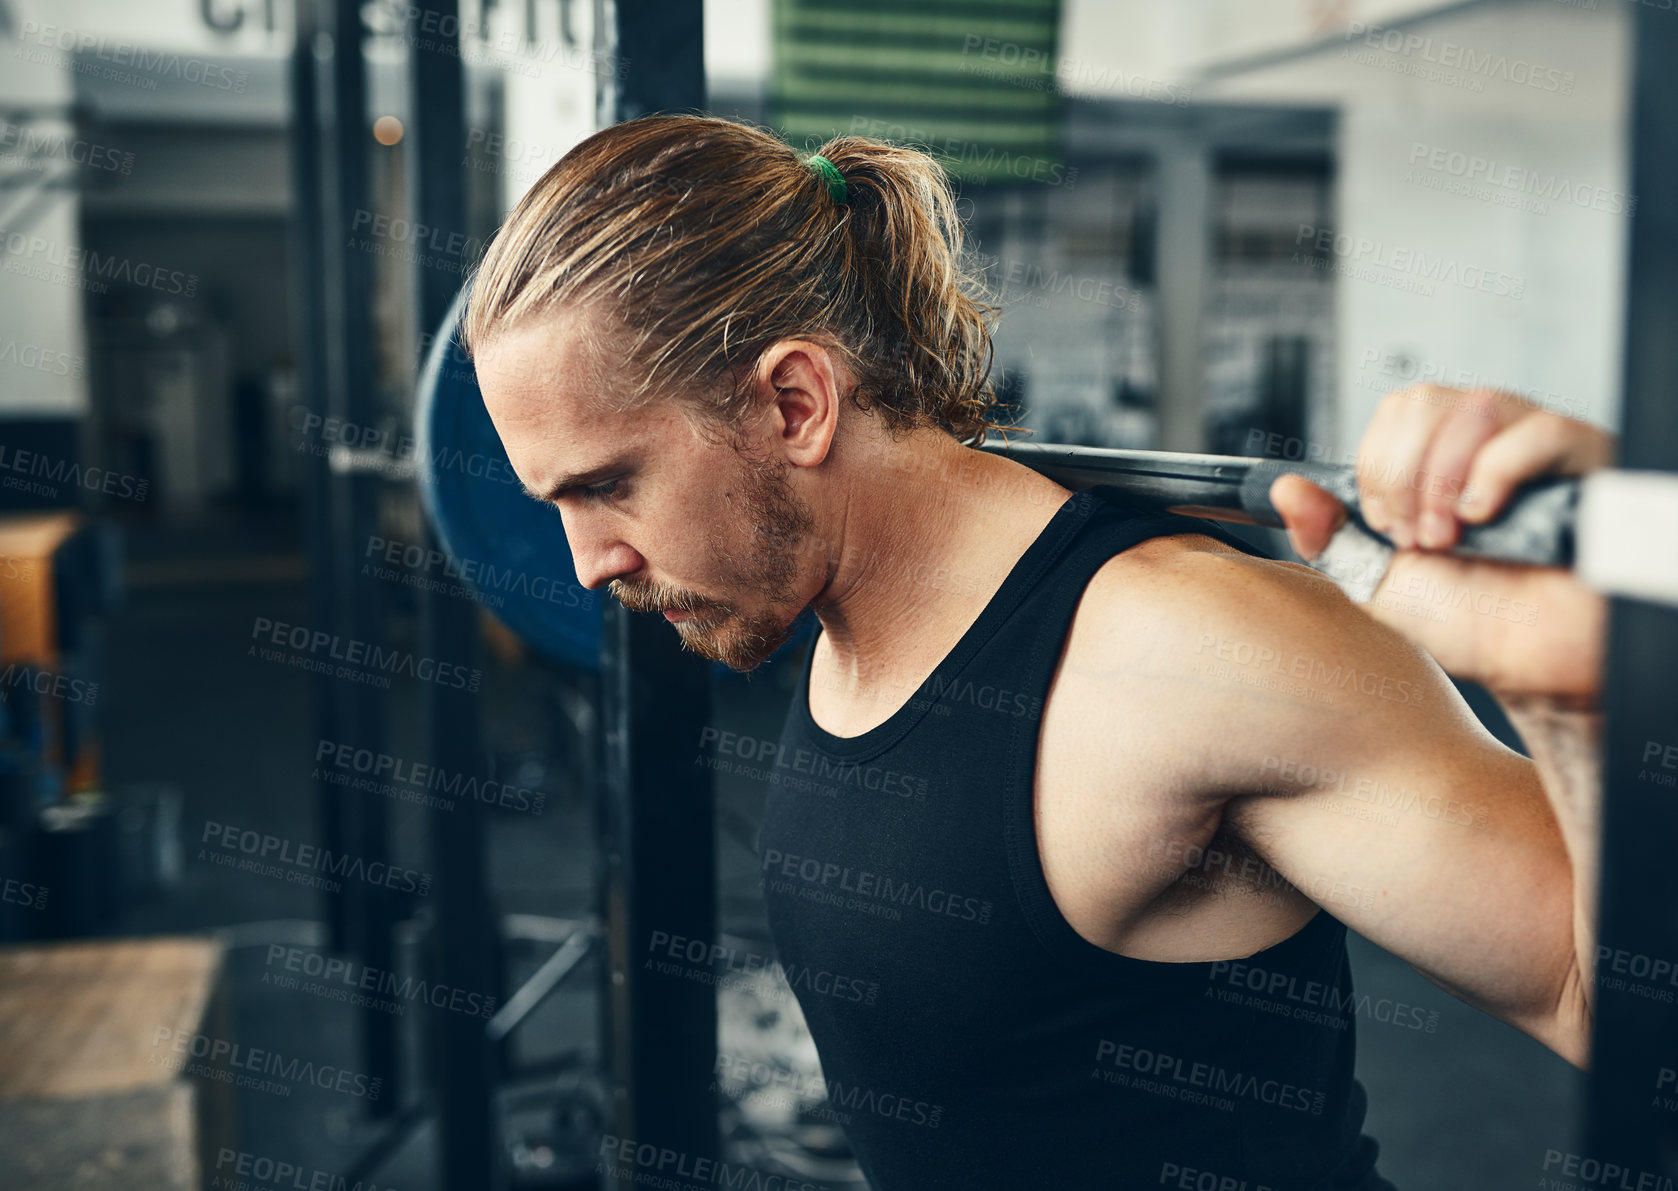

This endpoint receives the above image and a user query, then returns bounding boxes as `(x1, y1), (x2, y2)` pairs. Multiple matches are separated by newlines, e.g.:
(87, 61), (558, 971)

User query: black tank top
(759, 486), (1397, 1191)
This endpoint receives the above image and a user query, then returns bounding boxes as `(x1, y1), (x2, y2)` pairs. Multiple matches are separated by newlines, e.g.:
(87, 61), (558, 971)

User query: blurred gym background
(0, 1), (1637, 1187)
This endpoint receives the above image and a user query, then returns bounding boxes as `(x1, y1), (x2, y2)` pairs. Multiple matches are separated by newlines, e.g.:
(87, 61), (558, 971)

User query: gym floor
(101, 511), (1576, 1189)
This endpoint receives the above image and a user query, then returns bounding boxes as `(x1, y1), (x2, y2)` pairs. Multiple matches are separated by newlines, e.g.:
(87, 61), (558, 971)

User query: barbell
(413, 296), (1678, 662)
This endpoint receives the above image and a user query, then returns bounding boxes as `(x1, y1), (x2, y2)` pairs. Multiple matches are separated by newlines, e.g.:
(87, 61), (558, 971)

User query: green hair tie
(805, 154), (848, 205)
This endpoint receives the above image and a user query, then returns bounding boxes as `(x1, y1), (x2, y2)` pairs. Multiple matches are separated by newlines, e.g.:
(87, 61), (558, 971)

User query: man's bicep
(1172, 557), (1578, 1043)
(1225, 724), (1572, 1037)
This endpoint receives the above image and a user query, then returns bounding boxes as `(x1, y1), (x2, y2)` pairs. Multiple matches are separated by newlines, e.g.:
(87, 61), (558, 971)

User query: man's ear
(757, 340), (841, 468)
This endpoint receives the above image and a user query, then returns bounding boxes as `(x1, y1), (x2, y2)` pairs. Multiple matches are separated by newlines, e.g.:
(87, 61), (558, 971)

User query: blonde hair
(462, 114), (1011, 445)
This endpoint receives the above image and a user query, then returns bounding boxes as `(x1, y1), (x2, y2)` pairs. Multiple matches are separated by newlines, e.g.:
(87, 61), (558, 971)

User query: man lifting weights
(465, 114), (1607, 1190)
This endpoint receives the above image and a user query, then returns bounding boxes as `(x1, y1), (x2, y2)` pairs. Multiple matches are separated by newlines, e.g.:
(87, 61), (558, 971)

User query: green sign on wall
(772, 0), (1068, 185)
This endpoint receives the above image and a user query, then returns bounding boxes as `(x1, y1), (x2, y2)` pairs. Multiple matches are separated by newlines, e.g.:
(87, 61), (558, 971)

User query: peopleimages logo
(597, 1136), (826, 1191)
(711, 1054), (945, 1130)
(0, 662), (98, 706)
(1259, 755), (1490, 829)
(1160, 1160), (1276, 1191)
(314, 738), (547, 815)
(200, 820), (432, 896)
(0, 228), (198, 296)
(248, 617), (481, 691)
(1195, 633), (1422, 707)
(0, 339), (85, 377)
(0, 120), (134, 175)
(1294, 224), (1525, 300)
(846, 116), (1078, 188)
(150, 1026), (381, 1100)
(264, 944), (497, 1020)
(1, 876), (47, 911)
(1092, 1040), (1327, 1116)
(645, 929), (881, 1006)
(984, 254), (1143, 312)
(0, 444), (146, 501)
(15, 20), (250, 93)
(1405, 142), (1635, 217)
(957, 35), (1193, 105)
(1207, 958), (1441, 1033)
(364, 534), (593, 613)
(920, 669), (1043, 718)
(212, 1147), (396, 1191)
(1540, 1149), (1675, 1191)
(761, 848), (993, 924)
(1341, 20), (1575, 95)
(697, 727), (929, 801)
(291, 407), (524, 487)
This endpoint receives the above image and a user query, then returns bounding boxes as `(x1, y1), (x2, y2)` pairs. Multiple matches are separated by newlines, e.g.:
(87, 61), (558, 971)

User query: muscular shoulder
(1066, 531), (1341, 668)
(1033, 533), (1348, 948)
(1054, 529), (1451, 791)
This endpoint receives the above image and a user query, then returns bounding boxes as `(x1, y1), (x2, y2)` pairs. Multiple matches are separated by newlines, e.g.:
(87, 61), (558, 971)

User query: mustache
(609, 579), (714, 617)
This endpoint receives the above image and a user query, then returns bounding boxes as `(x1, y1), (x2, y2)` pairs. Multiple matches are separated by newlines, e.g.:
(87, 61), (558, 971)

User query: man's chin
(673, 611), (797, 674)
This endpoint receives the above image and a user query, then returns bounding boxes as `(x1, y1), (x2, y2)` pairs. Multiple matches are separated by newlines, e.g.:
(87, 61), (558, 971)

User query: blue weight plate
(415, 289), (603, 670)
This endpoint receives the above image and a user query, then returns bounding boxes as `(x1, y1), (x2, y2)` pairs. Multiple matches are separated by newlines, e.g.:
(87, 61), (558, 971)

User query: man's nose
(563, 519), (642, 590)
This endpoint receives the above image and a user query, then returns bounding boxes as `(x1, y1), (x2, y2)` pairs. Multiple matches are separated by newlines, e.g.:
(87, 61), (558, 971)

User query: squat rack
(286, 1), (1678, 1185)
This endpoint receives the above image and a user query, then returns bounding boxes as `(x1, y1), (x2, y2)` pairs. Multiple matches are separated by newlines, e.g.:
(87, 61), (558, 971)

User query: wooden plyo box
(0, 512), (80, 668)
(0, 937), (233, 1190)
(0, 511), (99, 787)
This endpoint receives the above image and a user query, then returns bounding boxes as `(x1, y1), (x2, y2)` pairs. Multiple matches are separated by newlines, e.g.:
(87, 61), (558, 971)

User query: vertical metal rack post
(1586, 2), (1678, 1173)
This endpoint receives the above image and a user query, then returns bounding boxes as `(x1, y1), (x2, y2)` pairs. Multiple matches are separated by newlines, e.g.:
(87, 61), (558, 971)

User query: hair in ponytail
(463, 114), (1013, 445)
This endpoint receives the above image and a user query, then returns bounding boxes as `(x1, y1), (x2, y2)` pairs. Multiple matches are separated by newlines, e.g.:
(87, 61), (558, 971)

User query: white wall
(1, 3), (89, 417)
(1058, 0), (1630, 447)
(10, 0), (292, 54)
(705, 0), (771, 96)
(489, 0), (773, 215)
(494, 0), (605, 216)
(0, 0), (290, 418)
(1059, 0), (1458, 97)
(1208, 2), (1629, 442)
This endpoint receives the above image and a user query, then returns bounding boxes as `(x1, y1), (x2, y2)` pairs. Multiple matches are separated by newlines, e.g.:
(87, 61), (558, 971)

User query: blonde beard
(611, 450), (815, 673)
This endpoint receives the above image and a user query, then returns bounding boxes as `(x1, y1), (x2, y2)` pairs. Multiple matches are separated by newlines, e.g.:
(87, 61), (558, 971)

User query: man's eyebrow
(521, 460), (631, 503)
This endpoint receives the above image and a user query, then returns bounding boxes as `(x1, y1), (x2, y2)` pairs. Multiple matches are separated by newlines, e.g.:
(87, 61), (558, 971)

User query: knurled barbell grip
(1237, 459), (1581, 569)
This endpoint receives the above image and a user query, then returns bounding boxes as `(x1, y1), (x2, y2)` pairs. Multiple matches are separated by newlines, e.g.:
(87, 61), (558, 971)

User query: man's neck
(806, 432), (1070, 695)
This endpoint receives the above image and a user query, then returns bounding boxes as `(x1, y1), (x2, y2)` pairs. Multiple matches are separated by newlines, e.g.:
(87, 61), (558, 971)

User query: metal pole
(597, 607), (718, 1167)
(1584, 1), (1678, 1172)
(594, 0), (718, 1172)
(288, 0), (351, 954)
(1154, 142), (1212, 452)
(320, 0), (400, 1119)
(408, 1), (501, 1185)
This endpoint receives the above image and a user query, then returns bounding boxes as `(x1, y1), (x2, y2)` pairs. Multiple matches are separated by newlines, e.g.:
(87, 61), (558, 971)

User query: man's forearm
(1500, 695), (1604, 1053)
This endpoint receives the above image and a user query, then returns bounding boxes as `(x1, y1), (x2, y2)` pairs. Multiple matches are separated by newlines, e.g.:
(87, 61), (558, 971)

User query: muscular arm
(1079, 538), (1591, 1065)
(1497, 696), (1601, 1047)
